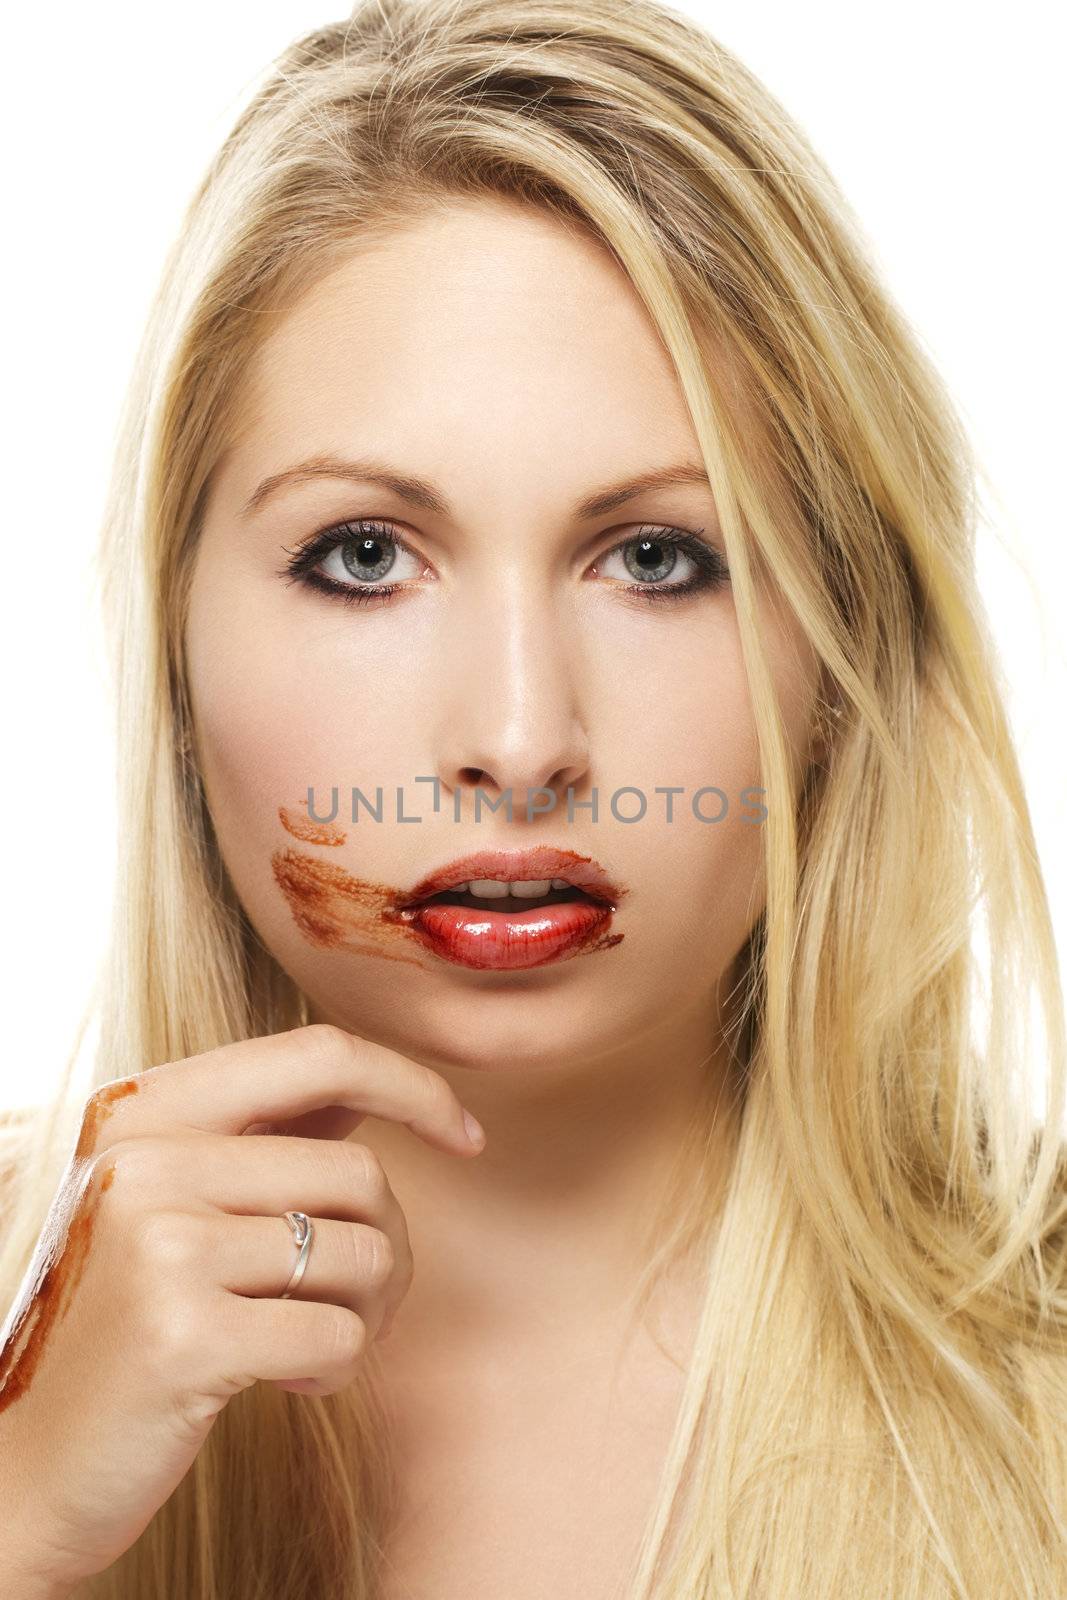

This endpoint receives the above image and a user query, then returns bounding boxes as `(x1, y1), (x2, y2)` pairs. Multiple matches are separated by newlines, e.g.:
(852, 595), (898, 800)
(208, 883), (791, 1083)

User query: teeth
(466, 879), (509, 899)
(466, 877), (554, 899)
(550, 878), (571, 890)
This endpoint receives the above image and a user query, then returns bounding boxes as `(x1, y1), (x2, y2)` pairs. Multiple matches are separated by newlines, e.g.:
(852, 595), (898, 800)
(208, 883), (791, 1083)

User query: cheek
(183, 576), (324, 933)
(187, 640), (323, 855)
(182, 567), (438, 977)
(595, 610), (759, 801)
(582, 618), (765, 971)
(184, 580), (420, 840)
(596, 591), (817, 969)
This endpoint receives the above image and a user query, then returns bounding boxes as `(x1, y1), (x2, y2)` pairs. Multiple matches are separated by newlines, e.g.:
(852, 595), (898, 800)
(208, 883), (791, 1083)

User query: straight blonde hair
(2, 1), (1065, 1594)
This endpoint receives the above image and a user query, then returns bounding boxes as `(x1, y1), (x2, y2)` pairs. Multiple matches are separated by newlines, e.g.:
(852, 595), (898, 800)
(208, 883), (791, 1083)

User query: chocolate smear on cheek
(278, 804), (347, 847)
(272, 847), (428, 967)
(0, 1079), (141, 1412)
(272, 847), (624, 967)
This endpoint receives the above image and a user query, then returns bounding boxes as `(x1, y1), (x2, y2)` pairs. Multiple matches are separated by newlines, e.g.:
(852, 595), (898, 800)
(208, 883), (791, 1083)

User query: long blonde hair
(2, 1), (1065, 1593)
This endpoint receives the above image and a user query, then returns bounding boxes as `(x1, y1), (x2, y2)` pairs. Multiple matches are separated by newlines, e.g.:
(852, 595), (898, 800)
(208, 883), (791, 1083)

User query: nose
(431, 572), (591, 810)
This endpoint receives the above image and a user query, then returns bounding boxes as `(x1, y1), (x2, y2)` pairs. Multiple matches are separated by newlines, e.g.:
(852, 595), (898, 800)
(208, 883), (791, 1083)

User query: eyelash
(276, 518), (730, 608)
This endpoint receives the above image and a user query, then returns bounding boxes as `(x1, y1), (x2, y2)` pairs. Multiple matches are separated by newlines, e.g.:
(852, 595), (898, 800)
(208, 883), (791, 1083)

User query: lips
(385, 846), (627, 971)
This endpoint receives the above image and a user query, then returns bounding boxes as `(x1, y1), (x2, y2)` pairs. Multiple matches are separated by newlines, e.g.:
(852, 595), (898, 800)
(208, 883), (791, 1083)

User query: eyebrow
(240, 452), (714, 522)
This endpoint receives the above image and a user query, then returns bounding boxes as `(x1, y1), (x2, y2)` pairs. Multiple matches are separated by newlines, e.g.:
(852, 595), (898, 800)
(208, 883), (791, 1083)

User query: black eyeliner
(275, 518), (730, 607)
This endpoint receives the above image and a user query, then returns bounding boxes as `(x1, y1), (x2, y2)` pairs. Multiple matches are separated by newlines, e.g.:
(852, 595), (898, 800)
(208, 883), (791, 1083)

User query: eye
(591, 526), (729, 603)
(277, 519), (429, 607)
(317, 525), (424, 588)
(277, 518), (730, 609)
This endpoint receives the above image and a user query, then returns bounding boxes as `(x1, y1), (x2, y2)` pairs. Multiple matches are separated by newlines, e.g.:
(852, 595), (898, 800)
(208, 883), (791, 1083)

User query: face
(185, 193), (821, 1081)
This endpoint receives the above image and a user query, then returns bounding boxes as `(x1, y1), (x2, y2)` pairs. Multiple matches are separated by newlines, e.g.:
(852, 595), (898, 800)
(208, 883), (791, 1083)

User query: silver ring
(279, 1210), (315, 1299)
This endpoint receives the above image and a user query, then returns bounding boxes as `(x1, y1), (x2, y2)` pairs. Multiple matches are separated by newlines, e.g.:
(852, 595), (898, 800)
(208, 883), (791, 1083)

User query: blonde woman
(1, 1), (1064, 1595)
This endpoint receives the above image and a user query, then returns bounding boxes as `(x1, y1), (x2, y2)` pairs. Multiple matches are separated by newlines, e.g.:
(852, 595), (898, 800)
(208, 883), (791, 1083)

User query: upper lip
(398, 846), (625, 909)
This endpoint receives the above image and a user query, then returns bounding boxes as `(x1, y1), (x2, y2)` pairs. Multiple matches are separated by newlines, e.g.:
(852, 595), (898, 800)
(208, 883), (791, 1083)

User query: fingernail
(463, 1108), (485, 1147)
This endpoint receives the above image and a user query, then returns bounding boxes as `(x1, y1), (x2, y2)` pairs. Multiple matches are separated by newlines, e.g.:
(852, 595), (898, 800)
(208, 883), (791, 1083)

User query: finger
(79, 1024), (484, 1161)
(222, 1137), (412, 1318)
(209, 1289), (369, 1395)
(116, 1132), (412, 1252)
(146, 1210), (408, 1337)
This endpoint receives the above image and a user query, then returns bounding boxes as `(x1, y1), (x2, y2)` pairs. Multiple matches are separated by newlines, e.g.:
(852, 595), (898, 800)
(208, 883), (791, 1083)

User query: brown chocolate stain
(271, 846), (624, 969)
(279, 803), (346, 847)
(556, 927), (623, 963)
(0, 1079), (141, 1413)
(272, 848), (427, 967)
(74, 1075), (142, 1162)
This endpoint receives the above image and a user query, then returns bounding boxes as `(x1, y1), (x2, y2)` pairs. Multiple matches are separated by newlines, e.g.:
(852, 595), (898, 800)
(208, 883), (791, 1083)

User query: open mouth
(385, 858), (625, 970)
(415, 885), (606, 914)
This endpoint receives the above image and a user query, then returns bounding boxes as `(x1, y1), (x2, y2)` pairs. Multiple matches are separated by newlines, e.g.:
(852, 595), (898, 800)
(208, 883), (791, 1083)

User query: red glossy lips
(384, 846), (627, 970)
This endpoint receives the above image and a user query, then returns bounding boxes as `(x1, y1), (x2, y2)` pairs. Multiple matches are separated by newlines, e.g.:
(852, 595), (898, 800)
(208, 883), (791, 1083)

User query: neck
(308, 990), (740, 1339)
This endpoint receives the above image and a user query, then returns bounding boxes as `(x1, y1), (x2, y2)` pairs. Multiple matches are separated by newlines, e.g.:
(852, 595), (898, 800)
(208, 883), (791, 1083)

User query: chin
(321, 985), (618, 1078)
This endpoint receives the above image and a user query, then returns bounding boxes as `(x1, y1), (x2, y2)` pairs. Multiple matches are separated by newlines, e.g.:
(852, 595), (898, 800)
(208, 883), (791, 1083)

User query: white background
(1, 2), (1063, 1114)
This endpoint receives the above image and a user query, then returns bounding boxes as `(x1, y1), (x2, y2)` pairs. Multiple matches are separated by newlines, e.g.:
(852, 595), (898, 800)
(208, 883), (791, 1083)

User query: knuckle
(77, 1081), (136, 1156)
(300, 1022), (354, 1064)
(306, 1138), (362, 1197)
(133, 1210), (200, 1277)
(351, 1142), (387, 1198)
(361, 1228), (394, 1285)
(297, 1024), (361, 1098)
(89, 1136), (164, 1205)
(142, 1289), (202, 1375)
(397, 1241), (415, 1293)
(325, 1305), (367, 1366)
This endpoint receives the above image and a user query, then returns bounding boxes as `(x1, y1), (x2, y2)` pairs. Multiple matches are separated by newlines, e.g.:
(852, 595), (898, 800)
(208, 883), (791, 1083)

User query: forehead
(226, 196), (704, 498)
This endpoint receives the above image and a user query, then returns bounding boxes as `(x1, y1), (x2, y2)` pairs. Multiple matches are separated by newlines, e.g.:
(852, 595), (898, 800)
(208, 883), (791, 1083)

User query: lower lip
(397, 898), (614, 970)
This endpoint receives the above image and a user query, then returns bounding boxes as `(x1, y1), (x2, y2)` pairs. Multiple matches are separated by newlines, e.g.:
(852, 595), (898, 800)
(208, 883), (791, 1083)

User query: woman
(1, 0), (1064, 1595)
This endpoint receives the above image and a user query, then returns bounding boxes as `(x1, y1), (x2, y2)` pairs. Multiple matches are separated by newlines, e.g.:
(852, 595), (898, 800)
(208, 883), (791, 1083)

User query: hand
(0, 1023), (485, 1592)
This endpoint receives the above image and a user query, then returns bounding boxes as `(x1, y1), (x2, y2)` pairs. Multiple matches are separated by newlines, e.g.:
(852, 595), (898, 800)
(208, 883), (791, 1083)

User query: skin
(185, 192), (823, 1595)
